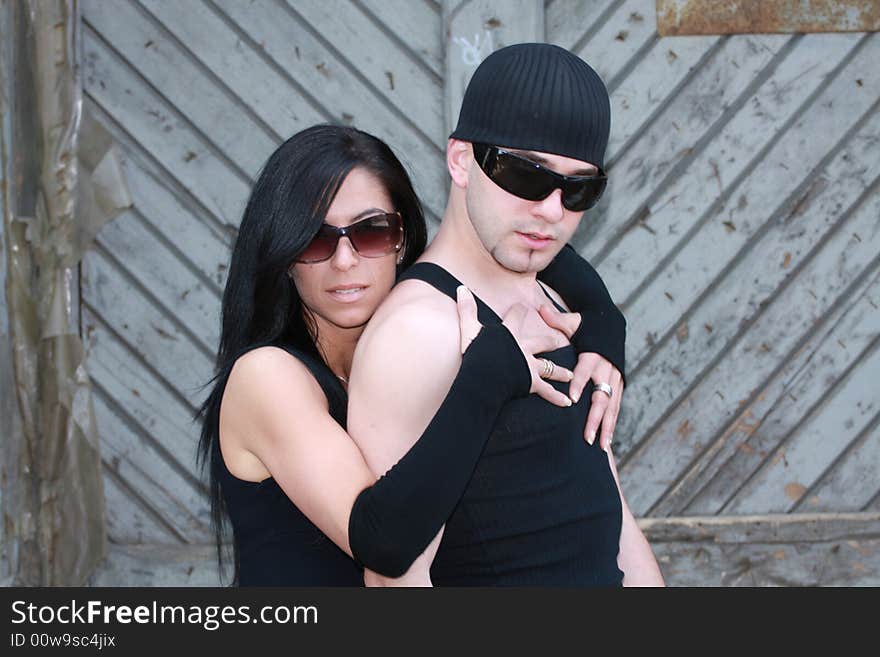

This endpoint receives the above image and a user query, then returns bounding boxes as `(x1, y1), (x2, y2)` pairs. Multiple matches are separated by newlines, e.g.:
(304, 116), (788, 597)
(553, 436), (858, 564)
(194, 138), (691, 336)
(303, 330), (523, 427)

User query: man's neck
(423, 198), (543, 312)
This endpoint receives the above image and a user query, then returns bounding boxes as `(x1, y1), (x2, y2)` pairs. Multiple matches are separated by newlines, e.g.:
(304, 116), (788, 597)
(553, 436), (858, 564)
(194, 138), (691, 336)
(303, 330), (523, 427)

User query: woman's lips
(327, 284), (369, 303)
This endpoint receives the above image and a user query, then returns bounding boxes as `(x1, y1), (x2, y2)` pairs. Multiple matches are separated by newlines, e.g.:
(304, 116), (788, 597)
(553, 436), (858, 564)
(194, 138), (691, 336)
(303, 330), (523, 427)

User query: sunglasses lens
(562, 177), (607, 212)
(297, 226), (339, 263)
(349, 213), (403, 258)
(486, 151), (555, 202)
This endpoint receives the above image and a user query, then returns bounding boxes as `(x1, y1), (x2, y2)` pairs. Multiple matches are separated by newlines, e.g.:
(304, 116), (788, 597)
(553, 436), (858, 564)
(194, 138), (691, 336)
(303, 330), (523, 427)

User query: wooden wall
(67, 0), (879, 585)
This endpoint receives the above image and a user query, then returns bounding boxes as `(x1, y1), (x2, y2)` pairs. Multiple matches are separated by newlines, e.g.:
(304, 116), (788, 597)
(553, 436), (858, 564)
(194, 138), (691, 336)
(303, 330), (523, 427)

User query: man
(348, 43), (664, 586)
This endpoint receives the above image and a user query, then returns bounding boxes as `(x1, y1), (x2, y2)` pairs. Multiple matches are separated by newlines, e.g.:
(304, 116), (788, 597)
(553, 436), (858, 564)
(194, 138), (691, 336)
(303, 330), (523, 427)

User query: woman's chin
(323, 304), (377, 330)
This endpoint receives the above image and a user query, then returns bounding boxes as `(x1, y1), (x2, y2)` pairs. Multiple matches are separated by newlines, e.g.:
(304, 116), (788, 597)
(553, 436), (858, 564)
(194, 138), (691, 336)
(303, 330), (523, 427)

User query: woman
(198, 124), (625, 585)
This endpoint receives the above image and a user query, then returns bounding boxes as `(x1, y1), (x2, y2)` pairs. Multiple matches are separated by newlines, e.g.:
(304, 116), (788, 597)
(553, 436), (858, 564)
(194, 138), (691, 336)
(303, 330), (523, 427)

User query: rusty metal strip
(657, 0), (880, 36)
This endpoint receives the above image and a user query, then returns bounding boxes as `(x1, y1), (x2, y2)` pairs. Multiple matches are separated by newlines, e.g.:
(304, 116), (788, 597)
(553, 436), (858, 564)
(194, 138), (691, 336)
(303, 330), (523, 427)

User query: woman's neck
(307, 312), (364, 385)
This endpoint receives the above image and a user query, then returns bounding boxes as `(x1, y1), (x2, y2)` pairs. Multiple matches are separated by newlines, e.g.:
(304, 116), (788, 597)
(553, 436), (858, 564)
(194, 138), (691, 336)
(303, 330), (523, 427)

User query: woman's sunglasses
(295, 212), (404, 264)
(472, 143), (607, 212)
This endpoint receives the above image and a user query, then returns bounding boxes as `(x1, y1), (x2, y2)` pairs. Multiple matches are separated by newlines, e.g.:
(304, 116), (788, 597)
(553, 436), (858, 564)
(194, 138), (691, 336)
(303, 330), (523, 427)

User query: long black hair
(196, 124), (427, 583)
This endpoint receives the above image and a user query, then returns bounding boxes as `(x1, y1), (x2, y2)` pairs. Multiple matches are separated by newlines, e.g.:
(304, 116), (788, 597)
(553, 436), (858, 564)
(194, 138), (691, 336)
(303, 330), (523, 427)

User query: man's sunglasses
(295, 212), (404, 264)
(472, 143), (607, 212)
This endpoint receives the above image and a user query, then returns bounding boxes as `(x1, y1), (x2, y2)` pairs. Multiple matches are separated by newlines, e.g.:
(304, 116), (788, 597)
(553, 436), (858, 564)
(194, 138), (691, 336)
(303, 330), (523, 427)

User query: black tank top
(399, 262), (624, 586)
(214, 345), (363, 586)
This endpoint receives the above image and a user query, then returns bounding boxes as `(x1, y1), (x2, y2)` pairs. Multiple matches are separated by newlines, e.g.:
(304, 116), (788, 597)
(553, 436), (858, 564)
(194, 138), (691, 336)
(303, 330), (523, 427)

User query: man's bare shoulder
(360, 276), (459, 347)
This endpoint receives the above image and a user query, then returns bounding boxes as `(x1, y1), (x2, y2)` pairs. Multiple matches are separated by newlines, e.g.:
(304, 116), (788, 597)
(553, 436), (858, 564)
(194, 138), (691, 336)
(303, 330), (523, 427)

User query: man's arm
(347, 283), (463, 585)
(606, 448), (665, 586)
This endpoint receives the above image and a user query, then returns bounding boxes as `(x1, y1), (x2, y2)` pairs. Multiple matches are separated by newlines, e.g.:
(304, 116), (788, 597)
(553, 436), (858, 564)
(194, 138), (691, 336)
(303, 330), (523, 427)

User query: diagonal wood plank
(613, 103), (880, 465)
(725, 340), (880, 514)
(573, 32), (792, 260)
(620, 181), (880, 515)
(357, 0), (443, 77)
(290, 0), (444, 148)
(94, 209), (220, 350)
(93, 387), (211, 542)
(797, 414), (880, 513)
(103, 463), (185, 544)
(620, 34), (877, 372)
(672, 266), (880, 516)
(84, 318), (207, 484)
(213, 0), (447, 220)
(83, 27), (250, 226)
(83, 0), (275, 180)
(117, 154), (231, 290)
(574, 0), (658, 90)
(545, 0), (619, 52)
(81, 249), (214, 409)
(137, 0), (325, 145)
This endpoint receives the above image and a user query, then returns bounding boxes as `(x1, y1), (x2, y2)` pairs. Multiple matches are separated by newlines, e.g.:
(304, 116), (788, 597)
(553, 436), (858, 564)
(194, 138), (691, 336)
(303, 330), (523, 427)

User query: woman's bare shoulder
(225, 346), (326, 412)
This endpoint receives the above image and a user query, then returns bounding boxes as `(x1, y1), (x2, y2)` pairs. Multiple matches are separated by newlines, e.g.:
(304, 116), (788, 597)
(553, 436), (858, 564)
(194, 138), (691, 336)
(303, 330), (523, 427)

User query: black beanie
(450, 43), (611, 169)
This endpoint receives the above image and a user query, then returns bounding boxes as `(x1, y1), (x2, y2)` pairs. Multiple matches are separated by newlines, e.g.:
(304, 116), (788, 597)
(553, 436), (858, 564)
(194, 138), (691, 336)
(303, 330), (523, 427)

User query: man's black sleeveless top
(214, 345), (363, 586)
(399, 263), (624, 586)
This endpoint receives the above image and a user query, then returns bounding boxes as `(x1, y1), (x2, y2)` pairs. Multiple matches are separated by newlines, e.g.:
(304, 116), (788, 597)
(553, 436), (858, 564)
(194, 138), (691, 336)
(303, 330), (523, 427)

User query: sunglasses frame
(472, 143), (607, 212)
(294, 211), (404, 264)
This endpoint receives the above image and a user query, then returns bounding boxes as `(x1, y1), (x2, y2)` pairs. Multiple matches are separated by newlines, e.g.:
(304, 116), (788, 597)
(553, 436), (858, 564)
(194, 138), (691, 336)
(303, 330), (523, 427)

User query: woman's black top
(215, 347), (362, 586)
(216, 327), (530, 586)
(398, 263), (625, 586)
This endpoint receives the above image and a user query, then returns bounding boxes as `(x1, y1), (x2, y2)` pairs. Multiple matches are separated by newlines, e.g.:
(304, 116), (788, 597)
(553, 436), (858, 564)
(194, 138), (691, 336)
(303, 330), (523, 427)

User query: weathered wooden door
(75, 0), (878, 585)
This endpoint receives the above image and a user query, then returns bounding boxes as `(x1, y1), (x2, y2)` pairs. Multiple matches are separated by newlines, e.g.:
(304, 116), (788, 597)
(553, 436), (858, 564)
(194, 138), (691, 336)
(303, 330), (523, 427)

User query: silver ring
(540, 358), (554, 379)
(594, 382), (613, 398)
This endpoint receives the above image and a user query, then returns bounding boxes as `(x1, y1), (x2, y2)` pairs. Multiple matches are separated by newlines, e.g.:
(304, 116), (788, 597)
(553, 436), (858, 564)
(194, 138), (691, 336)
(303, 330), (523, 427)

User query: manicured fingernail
(571, 392), (580, 403)
(564, 396), (572, 406)
(588, 431), (595, 444)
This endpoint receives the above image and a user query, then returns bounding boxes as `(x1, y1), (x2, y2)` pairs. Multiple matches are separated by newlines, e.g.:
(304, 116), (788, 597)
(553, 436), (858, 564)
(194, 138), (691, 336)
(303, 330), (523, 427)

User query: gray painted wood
(579, 32), (795, 264)
(668, 266), (880, 516)
(571, 0), (659, 92)
(81, 248), (214, 408)
(443, 0), (543, 135)
(607, 52), (875, 466)
(647, 513), (880, 586)
(725, 343), (880, 514)
(615, 33), (873, 367)
(82, 23), (251, 227)
(358, 0), (443, 77)
(93, 208), (220, 350)
(290, 0), (445, 149)
(89, 544), (227, 586)
(135, 0), (319, 148)
(621, 164), (880, 515)
(545, 0), (618, 52)
(804, 419), (880, 512)
(582, 32), (858, 267)
(213, 0), (447, 221)
(617, 107), (880, 513)
(83, 0), (277, 181)
(102, 464), (183, 545)
(92, 388), (211, 543)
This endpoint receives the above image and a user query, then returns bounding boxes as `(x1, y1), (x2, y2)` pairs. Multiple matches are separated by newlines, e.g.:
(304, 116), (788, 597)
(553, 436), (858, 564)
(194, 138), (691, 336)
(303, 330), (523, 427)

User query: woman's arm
(537, 244), (626, 381)
(220, 321), (535, 579)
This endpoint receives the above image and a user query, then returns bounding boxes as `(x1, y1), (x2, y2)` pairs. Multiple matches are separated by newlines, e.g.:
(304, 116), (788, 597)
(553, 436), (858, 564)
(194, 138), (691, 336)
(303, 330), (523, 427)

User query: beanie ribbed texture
(450, 43), (611, 169)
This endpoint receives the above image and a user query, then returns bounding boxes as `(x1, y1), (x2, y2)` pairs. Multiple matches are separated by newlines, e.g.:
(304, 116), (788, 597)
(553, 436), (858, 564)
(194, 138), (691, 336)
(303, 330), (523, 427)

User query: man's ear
(447, 139), (473, 189)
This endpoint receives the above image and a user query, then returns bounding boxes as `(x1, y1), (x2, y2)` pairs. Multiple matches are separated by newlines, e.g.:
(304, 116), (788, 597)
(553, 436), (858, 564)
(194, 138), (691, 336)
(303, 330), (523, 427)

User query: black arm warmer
(348, 324), (531, 578)
(537, 243), (627, 383)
